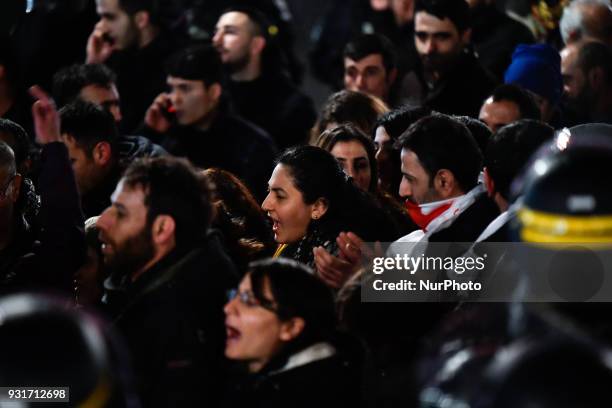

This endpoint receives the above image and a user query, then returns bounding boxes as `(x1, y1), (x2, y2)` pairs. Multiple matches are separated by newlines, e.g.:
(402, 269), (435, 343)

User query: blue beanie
(504, 44), (563, 106)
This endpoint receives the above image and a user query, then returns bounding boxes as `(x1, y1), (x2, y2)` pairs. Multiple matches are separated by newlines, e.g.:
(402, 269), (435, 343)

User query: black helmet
(0, 294), (139, 408)
(513, 124), (612, 243)
(420, 333), (612, 408)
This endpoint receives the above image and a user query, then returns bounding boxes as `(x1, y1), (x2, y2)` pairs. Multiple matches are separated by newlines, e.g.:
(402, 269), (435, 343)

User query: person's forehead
(269, 164), (300, 192)
(218, 11), (252, 28)
(415, 11), (458, 33)
(401, 148), (425, 170)
(331, 140), (368, 157)
(111, 180), (147, 208)
(481, 98), (518, 114)
(80, 84), (117, 103)
(167, 76), (204, 88)
(345, 53), (385, 69)
(560, 45), (580, 68)
(96, 0), (120, 14)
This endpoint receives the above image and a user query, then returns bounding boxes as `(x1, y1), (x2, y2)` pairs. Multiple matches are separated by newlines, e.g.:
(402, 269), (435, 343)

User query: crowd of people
(1, 0), (612, 406)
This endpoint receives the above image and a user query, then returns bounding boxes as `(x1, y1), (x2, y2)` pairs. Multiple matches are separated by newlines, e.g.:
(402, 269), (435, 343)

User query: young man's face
(95, 0), (138, 50)
(213, 12), (257, 72)
(344, 53), (392, 100)
(167, 76), (219, 128)
(414, 11), (468, 76)
(79, 84), (123, 123)
(61, 134), (107, 195)
(96, 180), (155, 276)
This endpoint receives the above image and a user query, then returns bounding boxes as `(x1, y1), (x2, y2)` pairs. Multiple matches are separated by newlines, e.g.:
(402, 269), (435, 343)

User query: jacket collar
(269, 342), (337, 376)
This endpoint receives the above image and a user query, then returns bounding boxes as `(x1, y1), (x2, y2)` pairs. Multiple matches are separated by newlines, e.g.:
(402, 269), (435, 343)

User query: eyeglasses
(227, 289), (277, 313)
(0, 174), (15, 200)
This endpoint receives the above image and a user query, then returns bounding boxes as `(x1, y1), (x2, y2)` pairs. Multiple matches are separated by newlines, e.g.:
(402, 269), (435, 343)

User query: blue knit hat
(504, 44), (563, 106)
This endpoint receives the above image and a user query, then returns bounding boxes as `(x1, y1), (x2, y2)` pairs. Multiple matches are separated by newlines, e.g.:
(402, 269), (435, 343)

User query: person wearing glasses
(223, 258), (361, 408)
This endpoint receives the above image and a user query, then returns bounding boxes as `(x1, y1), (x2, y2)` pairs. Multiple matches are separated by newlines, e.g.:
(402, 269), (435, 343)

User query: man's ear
(93, 141), (113, 167)
(151, 214), (176, 246)
(279, 317), (305, 342)
(483, 167), (495, 197)
(134, 10), (150, 30)
(207, 83), (223, 105)
(10, 174), (22, 203)
(434, 169), (457, 198)
(250, 35), (267, 57)
(311, 197), (329, 220)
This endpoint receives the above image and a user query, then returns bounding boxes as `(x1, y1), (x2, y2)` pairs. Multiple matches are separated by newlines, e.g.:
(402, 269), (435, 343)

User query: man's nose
(424, 38), (437, 54)
(399, 178), (411, 198)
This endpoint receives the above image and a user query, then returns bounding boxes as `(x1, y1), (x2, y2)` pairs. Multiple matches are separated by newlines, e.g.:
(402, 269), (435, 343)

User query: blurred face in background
(330, 140), (372, 192)
(479, 97), (521, 133)
(414, 12), (469, 78)
(344, 53), (394, 100)
(95, 0), (138, 50)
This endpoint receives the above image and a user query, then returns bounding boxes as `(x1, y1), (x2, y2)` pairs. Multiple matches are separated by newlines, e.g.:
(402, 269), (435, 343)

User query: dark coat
(421, 50), (499, 118)
(224, 340), (363, 408)
(107, 33), (179, 134)
(104, 232), (238, 408)
(158, 107), (278, 202)
(0, 142), (85, 294)
(226, 73), (317, 149)
(471, 5), (535, 81)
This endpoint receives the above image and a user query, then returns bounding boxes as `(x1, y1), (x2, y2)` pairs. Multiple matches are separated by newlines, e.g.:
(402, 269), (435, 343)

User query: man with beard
(97, 156), (238, 407)
(561, 41), (612, 124)
(212, 6), (316, 149)
(395, 113), (498, 242)
(409, 0), (497, 117)
(86, 0), (183, 133)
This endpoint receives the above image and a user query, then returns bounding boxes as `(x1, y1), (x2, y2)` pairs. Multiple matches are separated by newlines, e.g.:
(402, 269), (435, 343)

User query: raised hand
(29, 86), (61, 145)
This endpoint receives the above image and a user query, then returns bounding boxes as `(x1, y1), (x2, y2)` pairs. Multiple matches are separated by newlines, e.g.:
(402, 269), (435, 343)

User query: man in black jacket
(86, 0), (183, 133)
(407, 0), (498, 117)
(213, 6), (316, 149)
(144, 44), (277, 201)
(97, 155), (238, 407)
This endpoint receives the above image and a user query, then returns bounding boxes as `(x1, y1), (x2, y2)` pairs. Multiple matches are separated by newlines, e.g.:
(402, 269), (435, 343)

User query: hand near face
(144, 93), (172, 134)
(29, 85), (61, 145)
(313, 246), (356, 289)
(86, 21), (115, 64)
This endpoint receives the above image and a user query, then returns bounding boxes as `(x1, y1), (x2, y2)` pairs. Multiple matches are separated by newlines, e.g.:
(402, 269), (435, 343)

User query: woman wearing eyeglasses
(223, 258), (362, 408)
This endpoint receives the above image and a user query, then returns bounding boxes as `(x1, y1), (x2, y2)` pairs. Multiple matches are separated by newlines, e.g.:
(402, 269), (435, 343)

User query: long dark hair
(277, 145), (398, 242)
